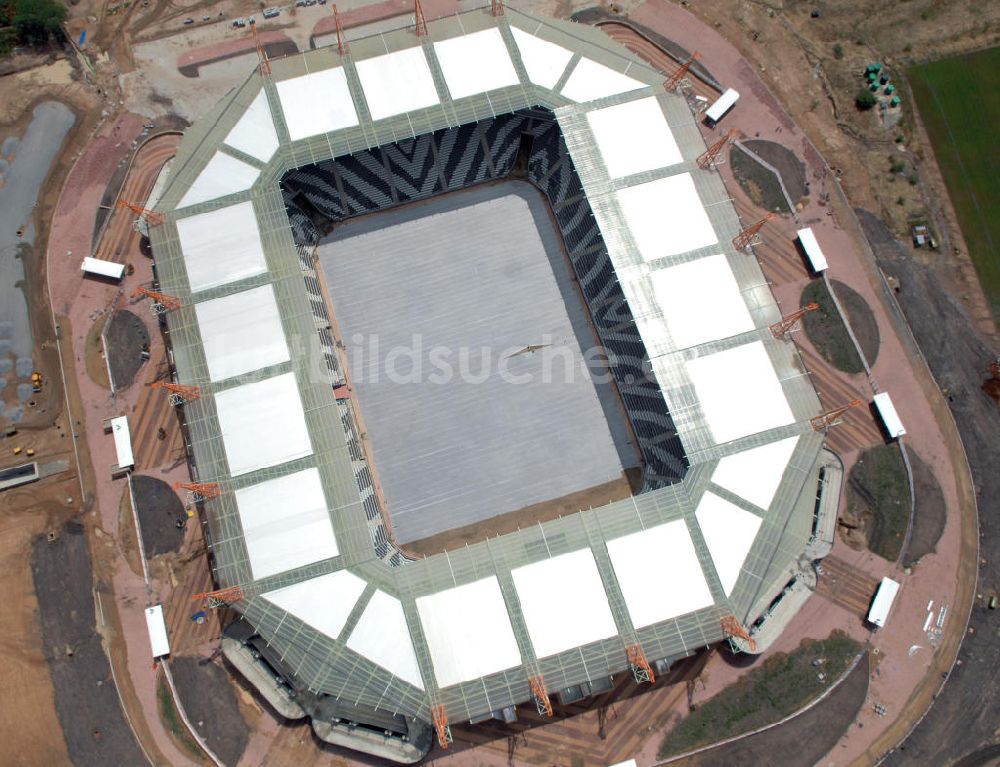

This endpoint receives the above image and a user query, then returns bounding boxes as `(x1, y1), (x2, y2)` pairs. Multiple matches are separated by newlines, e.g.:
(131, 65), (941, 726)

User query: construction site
(105, 3), (874, 762)
(3, 0), (992, 764)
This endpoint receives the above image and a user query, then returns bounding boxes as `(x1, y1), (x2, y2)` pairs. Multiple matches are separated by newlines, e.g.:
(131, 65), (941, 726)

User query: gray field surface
(319, 182), (634, 543)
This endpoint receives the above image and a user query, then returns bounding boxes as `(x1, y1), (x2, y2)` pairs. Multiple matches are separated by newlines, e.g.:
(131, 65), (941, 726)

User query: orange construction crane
(251, 24), (272, 76)
(491, 0), (504, 16)
(810, 398), (863, 431)
(664, 51), (701, 91)
(413, 0), (427, 36)
(431, 704), (451, 748)
(720, 615), (757, 652)
(193, 585), (244, 608)
(173, 481), (221, 501)
(732, 212), (775, 251)
(626, 643), (655, 684)
(770, 302), (819, 339)
(528, 674), (553, 717)
(116, 199), (164, 226)
(149, 381), (201, 405)
(697, 128), (737, 169)
(133, 286), (182, 313)
(332, 4), (349, 56)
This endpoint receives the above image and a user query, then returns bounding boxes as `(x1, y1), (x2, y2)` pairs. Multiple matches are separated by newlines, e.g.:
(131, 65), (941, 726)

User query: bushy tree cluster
(0, 0), (67, 54)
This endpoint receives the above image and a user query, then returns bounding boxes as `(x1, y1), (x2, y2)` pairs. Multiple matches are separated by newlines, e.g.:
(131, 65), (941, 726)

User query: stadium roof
(149, 6), (825, 723)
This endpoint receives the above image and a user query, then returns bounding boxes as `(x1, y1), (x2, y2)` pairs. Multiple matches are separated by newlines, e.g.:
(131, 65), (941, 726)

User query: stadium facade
(149, 7), (834, 762)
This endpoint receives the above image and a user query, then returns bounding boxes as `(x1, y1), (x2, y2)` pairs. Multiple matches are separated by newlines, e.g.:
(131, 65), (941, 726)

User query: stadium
(148, 6), (835, 763)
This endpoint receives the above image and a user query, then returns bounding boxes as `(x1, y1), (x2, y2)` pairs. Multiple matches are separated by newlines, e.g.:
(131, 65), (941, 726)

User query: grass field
(848, 444), (912, 563)
(909, 47), (1000, 320)
(657, 632), (862, 759)
(801, 280), (865, 375)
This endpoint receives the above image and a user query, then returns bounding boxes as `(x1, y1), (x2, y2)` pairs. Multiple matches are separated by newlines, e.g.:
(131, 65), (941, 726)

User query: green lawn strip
(156, 669), (203, 760)
(908, 47), (1000, 320)
(730, 145), (790, 214)
(658, 632), (862, 759)
(848, 444), (911, 562)
(801, 280), (864, 375)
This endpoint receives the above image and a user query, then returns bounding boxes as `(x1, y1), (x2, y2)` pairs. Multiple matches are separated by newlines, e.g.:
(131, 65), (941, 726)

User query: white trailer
(109, 415), (135, 471)
(796, 227), (829, 273)
(873, 392), (906, 439)
(81, 256), (125, 281)
(144, 604), (171, 658)
(867, 577), (900, 628)
(705, 88), (739, 124)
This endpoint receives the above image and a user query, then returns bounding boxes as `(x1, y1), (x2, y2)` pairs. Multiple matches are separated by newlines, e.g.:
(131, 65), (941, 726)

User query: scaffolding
(732, 212), (775, 251)
(133, 286), (181, 314)
(810, 399), (863, 431)
(664, 51), (700, 91)
(149, 381), (201, 406)
(174, 481), (222, 502)
(332, 4), (349, 56)
(528, 674), (553, 716)
(626, 644), (655, 684)
(431, 704), (451, 748)
(720, 615), (757, 653)
(770, 303), (819, 339)
(194, 585), (245, 608)
(696, 128), (737, 169)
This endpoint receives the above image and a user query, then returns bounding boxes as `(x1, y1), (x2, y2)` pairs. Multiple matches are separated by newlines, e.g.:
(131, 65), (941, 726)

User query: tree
(1, 0), (67, 48)
(855, 87), (878, 111)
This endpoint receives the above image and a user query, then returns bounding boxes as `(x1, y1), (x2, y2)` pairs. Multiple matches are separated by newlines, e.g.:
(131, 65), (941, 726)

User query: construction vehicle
(31, 371), (43, 393)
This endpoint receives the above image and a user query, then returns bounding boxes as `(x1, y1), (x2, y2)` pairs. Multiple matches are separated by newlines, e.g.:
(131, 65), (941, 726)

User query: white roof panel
(607, 519), (714, 628)
(264, 570), (367, 639)
(561, 57), (646, 103)
(695, 491), (762, 596)
(214, 372), (313, 476)
(434, 28), (518, 100)
(224, 90), (279, 161)
(176, 201), (268, 292)
(511, 549), (618, 659)
(195, 284), (290, 382)
(110, 416), (134, 469)
(276, 67), (358, 141)
(235, 468), (338, 580)
(617, 174), (718, 262)
(509, 27), (573, 89)
(586, 97), (683, 178)
(686, 342), (794, 444)
(144, 605), (170, 658)
(356, 47), (439, 121)
(416, 577), (522, 688)
(346, 590), (424, 689)
(650, 254), (755, 350)
(177, 151), (260, 210)
(711, 436), (799, 511)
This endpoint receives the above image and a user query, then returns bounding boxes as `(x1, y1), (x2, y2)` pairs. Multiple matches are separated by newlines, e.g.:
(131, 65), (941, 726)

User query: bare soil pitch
(104, 309), (150, 392)
(30, 520), (147, 766)
(131, 474), (185, 557)
(170, 655), (249, 766)
(904, 448), (946, 567)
